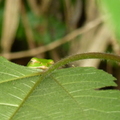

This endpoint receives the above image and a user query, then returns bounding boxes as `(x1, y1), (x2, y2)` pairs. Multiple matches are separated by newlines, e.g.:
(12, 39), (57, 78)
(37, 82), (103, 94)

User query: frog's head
(27, 57), (54, 70)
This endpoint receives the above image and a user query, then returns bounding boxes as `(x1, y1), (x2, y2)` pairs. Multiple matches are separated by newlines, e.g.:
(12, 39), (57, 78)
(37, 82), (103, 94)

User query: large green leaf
(0, 57), (120, 120)
(98, 0), (120, 43)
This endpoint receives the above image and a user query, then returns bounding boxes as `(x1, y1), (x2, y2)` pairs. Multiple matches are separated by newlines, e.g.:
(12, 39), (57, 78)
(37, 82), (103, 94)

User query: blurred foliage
(99, 0), (120, 43)
(0, 1), (4, 39)
(16, 10), (66, 45)
(0, 0), (67, 54)
(0, 0), (120, 68)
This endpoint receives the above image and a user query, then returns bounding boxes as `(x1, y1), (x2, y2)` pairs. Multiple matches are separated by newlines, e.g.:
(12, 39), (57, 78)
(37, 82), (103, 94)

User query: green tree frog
(27, 57), (54, 70)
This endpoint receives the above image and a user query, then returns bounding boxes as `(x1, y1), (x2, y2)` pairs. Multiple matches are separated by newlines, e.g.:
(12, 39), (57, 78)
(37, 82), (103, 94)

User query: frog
(27, 57), (54, 70)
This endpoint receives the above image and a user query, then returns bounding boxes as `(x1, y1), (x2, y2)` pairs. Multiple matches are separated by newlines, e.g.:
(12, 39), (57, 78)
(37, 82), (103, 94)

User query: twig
(1, 18), (102, 59)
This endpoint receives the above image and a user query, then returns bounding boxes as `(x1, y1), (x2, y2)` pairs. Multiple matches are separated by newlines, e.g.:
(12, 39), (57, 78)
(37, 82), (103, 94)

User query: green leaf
(98, 0), (120, 43)
(0, 57), (120, 120)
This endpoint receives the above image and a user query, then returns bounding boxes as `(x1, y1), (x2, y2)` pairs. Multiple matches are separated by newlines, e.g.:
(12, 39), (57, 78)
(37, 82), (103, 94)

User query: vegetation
(0, 0), (120, 119)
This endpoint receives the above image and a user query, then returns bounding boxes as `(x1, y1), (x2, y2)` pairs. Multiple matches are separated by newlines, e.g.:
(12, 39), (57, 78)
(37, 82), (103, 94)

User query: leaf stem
(43, 52), (120, 77)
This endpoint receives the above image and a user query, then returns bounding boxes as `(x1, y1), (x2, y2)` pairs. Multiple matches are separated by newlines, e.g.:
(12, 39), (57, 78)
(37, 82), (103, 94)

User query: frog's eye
(30, 58), (41, 64)
(31, 59), (37, 63)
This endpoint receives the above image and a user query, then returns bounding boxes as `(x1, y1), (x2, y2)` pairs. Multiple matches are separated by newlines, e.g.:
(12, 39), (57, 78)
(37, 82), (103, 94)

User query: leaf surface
(0, 57), (120, 120)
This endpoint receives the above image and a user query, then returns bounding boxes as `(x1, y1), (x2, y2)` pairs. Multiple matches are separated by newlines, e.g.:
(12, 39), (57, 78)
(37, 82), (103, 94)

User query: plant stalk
(43, 52), (120, 77)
